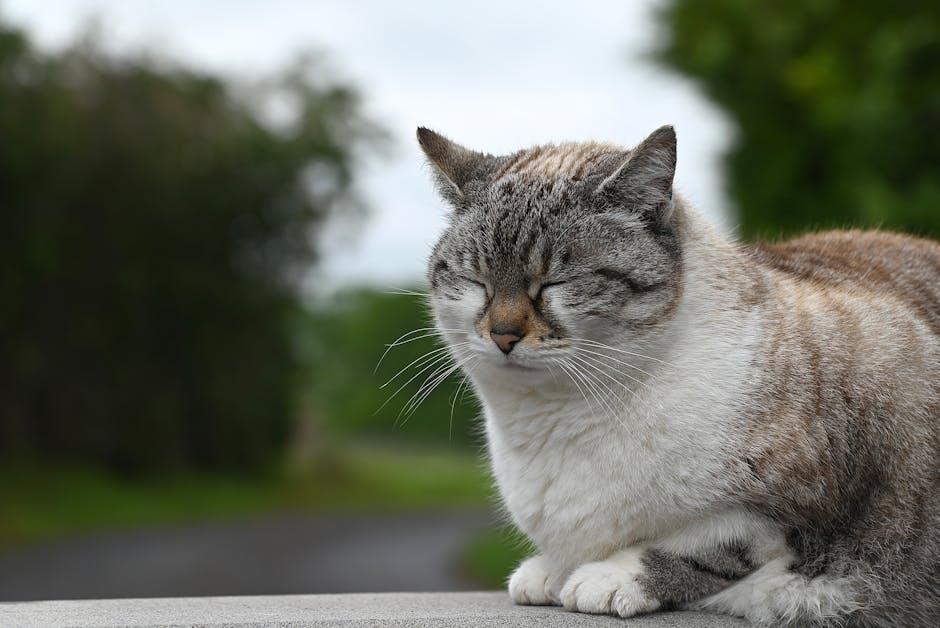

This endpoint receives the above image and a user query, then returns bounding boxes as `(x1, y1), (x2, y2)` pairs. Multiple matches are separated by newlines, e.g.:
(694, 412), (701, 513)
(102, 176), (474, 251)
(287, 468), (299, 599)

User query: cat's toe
(560, 560), (660, 618)
(508, 555), (562, 606)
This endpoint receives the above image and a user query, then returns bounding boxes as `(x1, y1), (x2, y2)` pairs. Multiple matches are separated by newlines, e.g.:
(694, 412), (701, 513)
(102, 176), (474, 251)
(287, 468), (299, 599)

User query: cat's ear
(595, 125), (677, 225)
(417, 127), (491, 206)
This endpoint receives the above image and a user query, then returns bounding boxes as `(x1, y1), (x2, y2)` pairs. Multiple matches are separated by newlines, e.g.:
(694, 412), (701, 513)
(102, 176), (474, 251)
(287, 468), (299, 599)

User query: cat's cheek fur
(431, 291), (485, 348)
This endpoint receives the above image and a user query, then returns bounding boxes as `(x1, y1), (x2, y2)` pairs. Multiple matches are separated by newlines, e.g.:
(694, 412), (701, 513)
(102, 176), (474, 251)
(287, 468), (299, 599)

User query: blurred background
(1, 0), (938, 602)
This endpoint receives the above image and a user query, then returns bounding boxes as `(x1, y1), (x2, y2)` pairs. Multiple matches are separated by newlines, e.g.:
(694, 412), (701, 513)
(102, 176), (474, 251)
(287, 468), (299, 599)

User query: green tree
(0, 23), (381, 473)
(655, 1), (940, 239)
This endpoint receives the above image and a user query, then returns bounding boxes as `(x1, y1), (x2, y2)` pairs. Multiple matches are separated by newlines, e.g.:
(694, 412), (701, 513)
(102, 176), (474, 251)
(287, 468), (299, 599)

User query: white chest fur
(470, 313), (760, 569)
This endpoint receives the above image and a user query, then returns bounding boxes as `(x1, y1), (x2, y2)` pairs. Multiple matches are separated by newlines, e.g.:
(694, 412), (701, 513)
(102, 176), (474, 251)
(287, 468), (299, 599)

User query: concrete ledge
(0, 591), (750, 627)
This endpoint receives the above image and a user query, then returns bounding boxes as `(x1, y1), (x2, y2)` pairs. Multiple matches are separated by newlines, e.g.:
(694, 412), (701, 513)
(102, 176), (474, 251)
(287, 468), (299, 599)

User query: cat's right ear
(417, 127), (490, 206)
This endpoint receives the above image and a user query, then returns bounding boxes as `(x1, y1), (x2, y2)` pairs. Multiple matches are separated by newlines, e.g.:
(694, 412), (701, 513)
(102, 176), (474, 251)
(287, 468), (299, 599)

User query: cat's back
(743, 231), (940, 626)
(751, 230), (940, 335)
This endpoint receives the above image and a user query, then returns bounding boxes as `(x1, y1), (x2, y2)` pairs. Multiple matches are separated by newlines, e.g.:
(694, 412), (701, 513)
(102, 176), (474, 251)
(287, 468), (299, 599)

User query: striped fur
(493, 142), (622, 181)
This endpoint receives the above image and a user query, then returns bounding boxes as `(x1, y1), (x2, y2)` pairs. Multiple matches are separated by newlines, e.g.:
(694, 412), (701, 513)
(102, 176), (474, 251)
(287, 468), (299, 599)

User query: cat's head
(419, 125), (684, 374)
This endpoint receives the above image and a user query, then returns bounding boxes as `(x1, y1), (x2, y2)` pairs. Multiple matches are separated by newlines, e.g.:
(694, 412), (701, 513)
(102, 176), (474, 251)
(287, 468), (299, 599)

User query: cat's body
(418, 126), (940, 626)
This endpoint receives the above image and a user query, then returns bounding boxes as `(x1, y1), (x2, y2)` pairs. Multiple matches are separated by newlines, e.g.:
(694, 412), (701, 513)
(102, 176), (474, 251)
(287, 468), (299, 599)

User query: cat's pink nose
(490, 326), (523, 354)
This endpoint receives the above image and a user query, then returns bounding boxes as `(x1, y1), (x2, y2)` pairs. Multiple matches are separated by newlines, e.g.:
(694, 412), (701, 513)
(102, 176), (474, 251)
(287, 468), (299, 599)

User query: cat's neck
(674, 199), (765, 319)
(662, 200), (767, 384)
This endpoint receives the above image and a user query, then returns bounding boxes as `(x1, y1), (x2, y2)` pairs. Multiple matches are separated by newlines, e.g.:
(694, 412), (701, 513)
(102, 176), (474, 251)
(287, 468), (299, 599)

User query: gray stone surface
(0, 591), (749, 627)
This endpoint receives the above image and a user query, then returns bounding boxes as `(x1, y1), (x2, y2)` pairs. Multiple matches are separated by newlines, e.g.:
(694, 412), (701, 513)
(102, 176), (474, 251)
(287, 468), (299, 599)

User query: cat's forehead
(493, 141), (625, 183)
(456, 143), (632, 258)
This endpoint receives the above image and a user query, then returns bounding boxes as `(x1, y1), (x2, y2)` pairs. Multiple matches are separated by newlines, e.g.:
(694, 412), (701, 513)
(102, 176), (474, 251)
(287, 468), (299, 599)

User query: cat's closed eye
(593, 268), (663, 294)
(531, 281), (566, 300)
(460, 276), (489, 295)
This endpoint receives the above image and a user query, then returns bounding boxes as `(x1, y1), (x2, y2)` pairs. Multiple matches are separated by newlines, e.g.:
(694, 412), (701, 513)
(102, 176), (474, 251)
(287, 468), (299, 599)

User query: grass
(0, 445), (493, 549)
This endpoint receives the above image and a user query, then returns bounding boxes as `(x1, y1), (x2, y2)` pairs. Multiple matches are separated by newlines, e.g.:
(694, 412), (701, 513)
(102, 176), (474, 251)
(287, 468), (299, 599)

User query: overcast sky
(4, 0), (733, 289)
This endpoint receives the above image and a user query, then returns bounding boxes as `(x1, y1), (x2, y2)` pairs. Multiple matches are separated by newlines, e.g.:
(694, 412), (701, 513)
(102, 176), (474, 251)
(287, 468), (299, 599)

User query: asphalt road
(0, 510), (495, 602)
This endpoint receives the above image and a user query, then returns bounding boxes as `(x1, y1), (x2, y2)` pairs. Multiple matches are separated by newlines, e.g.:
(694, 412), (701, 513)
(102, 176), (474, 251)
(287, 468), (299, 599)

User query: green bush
(656, 1), (940, 239)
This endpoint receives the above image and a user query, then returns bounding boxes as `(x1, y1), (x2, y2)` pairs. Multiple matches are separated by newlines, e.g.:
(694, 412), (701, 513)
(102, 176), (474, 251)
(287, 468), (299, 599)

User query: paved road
(0, 510), (495, 602)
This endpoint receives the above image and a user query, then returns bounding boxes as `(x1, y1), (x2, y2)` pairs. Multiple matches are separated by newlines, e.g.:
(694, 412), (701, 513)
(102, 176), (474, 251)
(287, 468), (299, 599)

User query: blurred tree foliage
(297, 289), (482, 451)
(656, 1), (940, 238)
(0, 23), (381, 473)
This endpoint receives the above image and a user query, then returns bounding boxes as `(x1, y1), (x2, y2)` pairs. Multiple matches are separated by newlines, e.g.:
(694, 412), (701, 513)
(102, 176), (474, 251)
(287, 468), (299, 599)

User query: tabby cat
(418, 125), (939, 626)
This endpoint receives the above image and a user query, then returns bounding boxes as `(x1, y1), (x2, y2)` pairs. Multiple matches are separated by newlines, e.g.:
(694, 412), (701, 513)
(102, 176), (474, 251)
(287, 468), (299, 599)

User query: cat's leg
(691, 556), (864, 625)
(508, 554), (567, 606)
(559, 543), (754, 618)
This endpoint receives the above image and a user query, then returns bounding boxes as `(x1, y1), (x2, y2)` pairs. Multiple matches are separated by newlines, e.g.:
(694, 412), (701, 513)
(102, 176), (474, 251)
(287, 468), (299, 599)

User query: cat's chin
(499, 360), (539, 371)
(487, 355), (548, 373)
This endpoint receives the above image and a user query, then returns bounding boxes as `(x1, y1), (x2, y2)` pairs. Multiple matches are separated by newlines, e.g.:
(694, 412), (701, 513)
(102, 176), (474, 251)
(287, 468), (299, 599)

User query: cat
(417, 125), (940, 626)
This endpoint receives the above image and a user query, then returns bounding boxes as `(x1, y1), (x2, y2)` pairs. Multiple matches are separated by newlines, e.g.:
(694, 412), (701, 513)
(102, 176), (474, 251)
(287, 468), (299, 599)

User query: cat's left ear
(417, 127), (492, 207)
(595, 125), (677, 225)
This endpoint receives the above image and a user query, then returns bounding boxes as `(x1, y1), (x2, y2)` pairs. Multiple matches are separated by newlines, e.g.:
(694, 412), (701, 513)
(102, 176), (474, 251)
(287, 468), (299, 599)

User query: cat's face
(420, 126), (683, 374)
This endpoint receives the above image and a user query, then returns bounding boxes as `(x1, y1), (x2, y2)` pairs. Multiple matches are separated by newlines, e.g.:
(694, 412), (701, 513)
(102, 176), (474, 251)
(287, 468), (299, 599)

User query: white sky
(4, 0), (733, 290)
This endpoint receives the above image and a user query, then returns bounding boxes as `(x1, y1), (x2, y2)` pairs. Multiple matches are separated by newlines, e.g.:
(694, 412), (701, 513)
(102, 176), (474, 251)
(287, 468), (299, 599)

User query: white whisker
(384, 287), (428, 297)
(375, 349), (462, 415)
(380, 342), (469, 390)
(567, 354), (631, 423)
(572, 345), (655, 382)
(557, 356), (617, 422)
(400, 350), (476, 425)
(551, 358), (594, 413)
(375, 327), (469, 372)
(574, 348), (651, 392)
(571, 353), (641, 406)
(569, 336), (675, 368)
(448, 362), (476, 441)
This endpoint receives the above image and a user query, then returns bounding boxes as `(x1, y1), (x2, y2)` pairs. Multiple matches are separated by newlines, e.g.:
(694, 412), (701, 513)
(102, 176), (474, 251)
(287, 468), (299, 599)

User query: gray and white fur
(418, 125), (940, 626)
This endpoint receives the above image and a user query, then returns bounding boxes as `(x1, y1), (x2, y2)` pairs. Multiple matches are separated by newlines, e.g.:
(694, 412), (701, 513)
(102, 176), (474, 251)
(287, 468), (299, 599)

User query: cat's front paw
(508, 555), (564, 606)
(560, 549), (661, 618)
